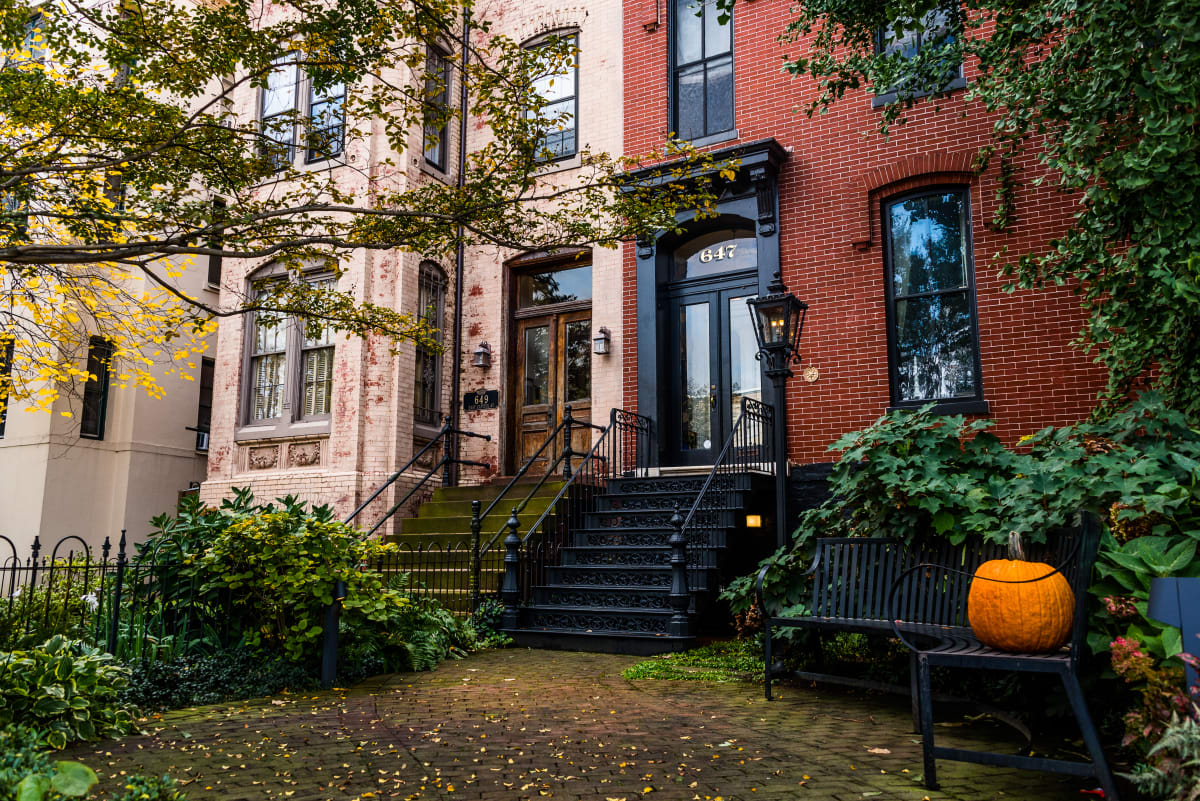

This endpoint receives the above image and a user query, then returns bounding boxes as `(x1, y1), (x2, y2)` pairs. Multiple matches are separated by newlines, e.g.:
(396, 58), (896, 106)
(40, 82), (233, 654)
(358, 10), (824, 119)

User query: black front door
(666, 279), (762, 466)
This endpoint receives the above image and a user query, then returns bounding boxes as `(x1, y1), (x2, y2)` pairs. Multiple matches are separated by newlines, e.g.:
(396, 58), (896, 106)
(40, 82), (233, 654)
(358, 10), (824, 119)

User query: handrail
(518, 415), (613, 544)
(477, 404), (605, 553)
(679, 397), (774, 543)
(344, 415), (491, 533)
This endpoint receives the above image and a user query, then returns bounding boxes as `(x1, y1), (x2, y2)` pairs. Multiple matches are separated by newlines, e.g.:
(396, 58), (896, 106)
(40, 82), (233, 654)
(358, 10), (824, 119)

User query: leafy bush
(0, 637), (136, 749)
(468, 598), (512, 649)
(1125, 705), (1200, 801)
(1, 726), (186, 801)
(120, 648), (317, 712)
(109, 774), (187, 801)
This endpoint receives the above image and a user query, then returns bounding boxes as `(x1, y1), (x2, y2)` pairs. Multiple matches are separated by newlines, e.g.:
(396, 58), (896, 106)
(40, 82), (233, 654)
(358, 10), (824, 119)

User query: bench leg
(917, 655), (939, 790)
(1062, 670), (1119, 801)
(909, 652), (921, 734)
(763, 619), (774, 701)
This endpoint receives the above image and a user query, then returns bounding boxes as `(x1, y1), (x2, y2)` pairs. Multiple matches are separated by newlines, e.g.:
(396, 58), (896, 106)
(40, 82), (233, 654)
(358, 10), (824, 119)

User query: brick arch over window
(849, 151), (977, 249)
(514, 9), (588, 45)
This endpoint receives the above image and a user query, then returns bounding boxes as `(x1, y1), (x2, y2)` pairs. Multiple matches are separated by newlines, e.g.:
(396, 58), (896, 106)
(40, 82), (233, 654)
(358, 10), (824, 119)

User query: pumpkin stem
(1008, 531), (1026, 561)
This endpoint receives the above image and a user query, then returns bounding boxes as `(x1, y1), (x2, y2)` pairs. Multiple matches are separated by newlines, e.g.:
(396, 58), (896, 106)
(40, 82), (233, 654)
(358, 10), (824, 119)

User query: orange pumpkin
(967, 533), (1075, 653)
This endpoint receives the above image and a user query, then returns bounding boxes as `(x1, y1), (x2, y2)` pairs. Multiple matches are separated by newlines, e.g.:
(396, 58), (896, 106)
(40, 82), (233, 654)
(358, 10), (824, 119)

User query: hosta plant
(0, 636), (136, 749)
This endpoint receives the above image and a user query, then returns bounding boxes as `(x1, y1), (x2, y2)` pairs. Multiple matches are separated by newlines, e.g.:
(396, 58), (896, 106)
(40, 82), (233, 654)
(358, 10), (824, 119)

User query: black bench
(754, 514), (1118, 800)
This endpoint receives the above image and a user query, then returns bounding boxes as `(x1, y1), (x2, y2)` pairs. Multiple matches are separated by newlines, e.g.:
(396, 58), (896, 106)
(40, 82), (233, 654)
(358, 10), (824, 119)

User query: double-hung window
(883, 188), (983, 409)
(206, 197), (226, 287)
(243, 271), (336, 434)
(196, 357), (214, 451)
(260, 56), (347, 170)
(80, 336), (113, 439)
(874, 7), (965, 105)
(672, 0), (733, 143)
(423, 47), (452, 171)
(414, 263), (446, 427)
(526, 35), (578, 160)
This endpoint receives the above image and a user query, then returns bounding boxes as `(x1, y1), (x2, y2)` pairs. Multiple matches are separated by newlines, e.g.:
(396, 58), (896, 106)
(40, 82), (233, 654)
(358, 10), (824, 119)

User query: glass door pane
(523, 325), (550, 406)
(680, 302), (712, 453)
(564, 320), (591, 402)
(728, 293), (763, 456)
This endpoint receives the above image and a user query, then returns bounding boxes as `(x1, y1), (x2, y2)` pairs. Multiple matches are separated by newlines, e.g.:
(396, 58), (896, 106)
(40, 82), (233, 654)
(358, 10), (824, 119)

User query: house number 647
(698, 244), (737, 263)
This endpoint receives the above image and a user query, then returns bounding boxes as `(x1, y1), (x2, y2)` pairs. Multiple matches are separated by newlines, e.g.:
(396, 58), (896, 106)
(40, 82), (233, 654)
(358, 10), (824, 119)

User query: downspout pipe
(448, 5), (471, 486)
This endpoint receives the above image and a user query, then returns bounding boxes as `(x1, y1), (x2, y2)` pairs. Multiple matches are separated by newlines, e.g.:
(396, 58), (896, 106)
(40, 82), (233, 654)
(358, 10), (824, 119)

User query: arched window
(414, 262), (447, 427)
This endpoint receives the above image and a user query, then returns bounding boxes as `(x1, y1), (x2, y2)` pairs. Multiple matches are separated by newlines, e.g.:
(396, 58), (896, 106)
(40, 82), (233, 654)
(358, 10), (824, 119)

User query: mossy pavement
(64, 649), (1093, 800)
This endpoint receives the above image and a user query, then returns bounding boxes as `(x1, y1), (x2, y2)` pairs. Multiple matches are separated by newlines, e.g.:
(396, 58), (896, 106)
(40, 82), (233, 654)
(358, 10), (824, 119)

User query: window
(526, 35), (578, 160)
(516, 263), (592, 308)
(307, 78), (345, 162)
(259, 56), (346, 171)
(883, 188), (983, 408)
(423, 47), (452, 171)
(80, 336), (113, 439)
(206, 197), (226, 287)
(260, 56), (299, 170)
(242, 271), (336, 434)
(672, 0), (733, 142)
(196, 357), (214, 451)
(414, 263), (446, 427)
(5, 13), (47, 69)
(874, 7), (965, 104)
(0, 339), (12, 438)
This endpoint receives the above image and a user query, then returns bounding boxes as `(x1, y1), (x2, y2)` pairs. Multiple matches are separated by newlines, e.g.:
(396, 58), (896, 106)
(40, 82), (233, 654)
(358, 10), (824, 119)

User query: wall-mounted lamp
(593, 326), (612, 355)
(745, 514), (763, 529)
(472, 341), (492, 369)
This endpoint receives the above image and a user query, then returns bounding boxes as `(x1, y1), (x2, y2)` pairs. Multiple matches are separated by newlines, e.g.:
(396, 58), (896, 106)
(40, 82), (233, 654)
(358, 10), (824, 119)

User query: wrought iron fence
(0, 532), (229, 661)
(363, 538), (503, 615)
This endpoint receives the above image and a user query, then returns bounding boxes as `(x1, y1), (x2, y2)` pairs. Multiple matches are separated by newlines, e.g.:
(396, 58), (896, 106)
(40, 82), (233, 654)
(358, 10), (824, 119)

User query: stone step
(505, 628), (694, 655)
(431, 480), (567, 504)
(411, 496), (556, 521)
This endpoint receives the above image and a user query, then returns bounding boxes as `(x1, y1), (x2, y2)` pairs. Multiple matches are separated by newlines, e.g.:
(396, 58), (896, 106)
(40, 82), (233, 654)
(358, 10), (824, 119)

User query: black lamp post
(748, 271), (808, 549)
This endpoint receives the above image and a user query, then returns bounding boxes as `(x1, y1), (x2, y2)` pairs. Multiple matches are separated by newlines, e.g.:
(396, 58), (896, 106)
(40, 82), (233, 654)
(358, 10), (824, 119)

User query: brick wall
(622, 0), (1105, 465)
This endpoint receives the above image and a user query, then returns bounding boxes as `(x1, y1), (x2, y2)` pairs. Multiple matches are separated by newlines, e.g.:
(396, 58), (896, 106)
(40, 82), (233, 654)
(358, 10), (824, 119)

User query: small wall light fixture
(472, 341), (492, 369)
(593, 326), (612, 355)
(745, 514), (763, 529)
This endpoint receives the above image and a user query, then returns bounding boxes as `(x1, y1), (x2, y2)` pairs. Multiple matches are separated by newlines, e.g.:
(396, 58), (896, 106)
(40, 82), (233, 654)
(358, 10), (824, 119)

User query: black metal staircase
(501, 400), (776, 655)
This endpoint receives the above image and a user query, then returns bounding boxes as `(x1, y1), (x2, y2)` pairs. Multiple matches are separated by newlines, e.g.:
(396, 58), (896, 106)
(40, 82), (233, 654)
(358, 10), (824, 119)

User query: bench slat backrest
(810, 515), (1098, 650)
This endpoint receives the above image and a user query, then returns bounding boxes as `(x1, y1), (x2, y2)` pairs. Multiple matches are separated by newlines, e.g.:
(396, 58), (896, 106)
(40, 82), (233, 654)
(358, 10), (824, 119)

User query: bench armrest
(754, 545), (823, 619)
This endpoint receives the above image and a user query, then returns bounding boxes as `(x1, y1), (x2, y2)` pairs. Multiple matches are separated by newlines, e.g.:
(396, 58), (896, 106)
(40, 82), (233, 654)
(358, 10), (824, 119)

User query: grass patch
(622, 639), (763, 683)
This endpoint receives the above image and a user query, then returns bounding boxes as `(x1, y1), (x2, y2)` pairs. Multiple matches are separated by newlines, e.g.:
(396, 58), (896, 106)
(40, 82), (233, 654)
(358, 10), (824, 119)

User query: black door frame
(633, 138), (788, 469)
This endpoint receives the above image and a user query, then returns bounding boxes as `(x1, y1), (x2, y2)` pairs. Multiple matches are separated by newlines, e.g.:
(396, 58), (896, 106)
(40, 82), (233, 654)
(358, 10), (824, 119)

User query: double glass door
(667, 280), (762, 466)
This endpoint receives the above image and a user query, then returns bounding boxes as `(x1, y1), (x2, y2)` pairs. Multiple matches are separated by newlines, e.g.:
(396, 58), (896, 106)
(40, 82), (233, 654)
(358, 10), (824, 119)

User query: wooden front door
(512, 310), (592, 473)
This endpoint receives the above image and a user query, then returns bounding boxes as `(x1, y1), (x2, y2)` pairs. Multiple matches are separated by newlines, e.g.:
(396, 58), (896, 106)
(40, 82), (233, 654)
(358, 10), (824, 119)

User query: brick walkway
(66, 649), (1089, 800)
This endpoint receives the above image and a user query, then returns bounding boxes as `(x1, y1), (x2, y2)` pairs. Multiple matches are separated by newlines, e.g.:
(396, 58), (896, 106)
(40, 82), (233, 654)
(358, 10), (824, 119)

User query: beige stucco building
(0, 273), (216, 556)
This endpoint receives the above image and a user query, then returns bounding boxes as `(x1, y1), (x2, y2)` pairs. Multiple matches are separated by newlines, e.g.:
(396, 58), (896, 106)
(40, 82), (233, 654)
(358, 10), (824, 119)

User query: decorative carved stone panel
(247, 445), (279, 470)
(288, 441), (322, 468)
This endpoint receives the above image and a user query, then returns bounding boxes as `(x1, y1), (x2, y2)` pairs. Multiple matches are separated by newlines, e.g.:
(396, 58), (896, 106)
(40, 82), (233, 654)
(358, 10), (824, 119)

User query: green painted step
(431, 480), (568, 504)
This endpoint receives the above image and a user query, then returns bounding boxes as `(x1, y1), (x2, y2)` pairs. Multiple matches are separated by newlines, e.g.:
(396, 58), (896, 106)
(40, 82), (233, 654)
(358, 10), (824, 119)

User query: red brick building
(620, 0), (1104, 476)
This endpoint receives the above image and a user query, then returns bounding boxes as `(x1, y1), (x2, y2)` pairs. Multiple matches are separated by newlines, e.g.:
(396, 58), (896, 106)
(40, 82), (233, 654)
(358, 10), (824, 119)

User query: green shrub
(1125, 706), (1200, 801)
(119, 648), (317, 711)
(109, 774), (187, 801)
(0, 637), (136, 749)
(467, 598), (512, 649)
(0, 725), (99, 801)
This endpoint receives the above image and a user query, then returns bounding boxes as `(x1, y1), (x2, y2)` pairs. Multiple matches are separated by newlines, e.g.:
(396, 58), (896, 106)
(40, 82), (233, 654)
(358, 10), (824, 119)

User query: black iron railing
(0, 532), (225, 661)
(344, 415), (491, 535)
(677, 397), (774, 550)
(499, 408), (654, 607)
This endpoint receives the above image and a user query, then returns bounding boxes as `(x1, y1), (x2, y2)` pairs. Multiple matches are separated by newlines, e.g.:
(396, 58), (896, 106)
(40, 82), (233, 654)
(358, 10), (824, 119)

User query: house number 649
(698, 244), (737, 263)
